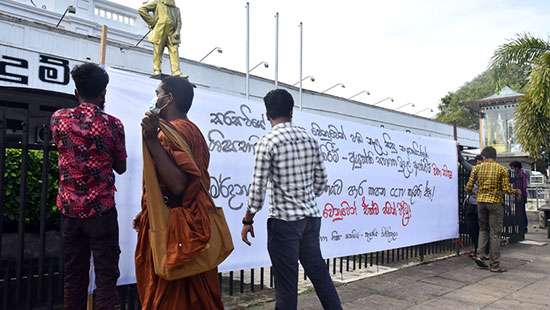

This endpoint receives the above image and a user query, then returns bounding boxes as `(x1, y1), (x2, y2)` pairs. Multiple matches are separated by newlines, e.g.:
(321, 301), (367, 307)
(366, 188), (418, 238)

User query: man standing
(241, 89), (342, 310)
(466, 146), (518, 273)
(510, 161), (529, 233)
(135, 76), (224, 309)
(51, 63), (127, 309)
(138, 0), (183, 77)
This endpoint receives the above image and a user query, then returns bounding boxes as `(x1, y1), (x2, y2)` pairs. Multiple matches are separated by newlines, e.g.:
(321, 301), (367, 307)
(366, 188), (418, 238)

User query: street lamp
(249, 61), (269, 73)
(293, 75), (315, 86)
(348, 90), (371, 100)
(322, 83), (345, 94)
(199, 47), (223, 63)
(373, 97), (394, 105)
(396, 102), (416, 110)
(56, 5), (76, 28)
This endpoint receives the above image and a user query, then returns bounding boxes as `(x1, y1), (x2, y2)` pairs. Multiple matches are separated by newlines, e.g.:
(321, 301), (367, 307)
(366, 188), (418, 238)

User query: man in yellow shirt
(466, 146), (520, 272)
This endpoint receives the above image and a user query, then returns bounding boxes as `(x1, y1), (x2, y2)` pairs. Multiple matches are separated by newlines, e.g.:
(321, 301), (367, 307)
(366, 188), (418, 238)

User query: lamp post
(199, 47), (223, 63)
(274, 12), (279, 87)
(56, 5), (76, 28)
(299, 22), (303, 110)
(396, 102), (416, 111)
(348, 90), (371, 100)
(373, 97), (394, 105)
(322, 83), (345, 94)
(249, 61), (269, 73)
(246, 2), (250, 99)
(293, 75), (315, 86)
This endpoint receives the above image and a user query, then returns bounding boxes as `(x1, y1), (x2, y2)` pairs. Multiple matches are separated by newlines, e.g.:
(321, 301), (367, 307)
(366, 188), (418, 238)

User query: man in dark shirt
(510, 161), (529, 233)
(51, 63), (127, 309)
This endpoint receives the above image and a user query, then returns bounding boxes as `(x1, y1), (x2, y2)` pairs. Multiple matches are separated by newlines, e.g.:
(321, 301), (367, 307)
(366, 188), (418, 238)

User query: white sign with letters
(104, 68), (458, 286)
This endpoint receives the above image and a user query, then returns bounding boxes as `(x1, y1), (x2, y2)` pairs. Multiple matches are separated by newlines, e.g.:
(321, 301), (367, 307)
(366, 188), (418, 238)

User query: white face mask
(149, 94), (171, 114)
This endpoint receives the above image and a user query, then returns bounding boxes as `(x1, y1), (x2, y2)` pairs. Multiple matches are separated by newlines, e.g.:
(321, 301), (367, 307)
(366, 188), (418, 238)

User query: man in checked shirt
(241, 89), (342, 310)
(466, 146), (520, 273)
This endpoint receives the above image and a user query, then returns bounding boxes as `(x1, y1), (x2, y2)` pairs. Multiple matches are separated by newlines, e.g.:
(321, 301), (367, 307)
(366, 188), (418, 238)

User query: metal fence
(0, 110), (525, 309)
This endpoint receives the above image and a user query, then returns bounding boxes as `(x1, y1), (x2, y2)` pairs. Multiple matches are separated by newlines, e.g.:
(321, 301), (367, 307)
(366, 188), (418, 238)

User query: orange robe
(135, 119), (224, 310)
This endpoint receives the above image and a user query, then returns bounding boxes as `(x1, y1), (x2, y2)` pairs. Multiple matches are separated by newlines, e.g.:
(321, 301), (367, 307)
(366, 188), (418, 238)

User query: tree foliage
(491, 33), (550, 159)
(3, 149), (59, 232)
(436, 64), (529, 129)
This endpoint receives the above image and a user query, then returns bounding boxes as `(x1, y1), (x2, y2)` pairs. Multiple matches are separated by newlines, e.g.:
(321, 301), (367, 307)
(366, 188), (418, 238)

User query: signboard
(0, 45), (75, 93)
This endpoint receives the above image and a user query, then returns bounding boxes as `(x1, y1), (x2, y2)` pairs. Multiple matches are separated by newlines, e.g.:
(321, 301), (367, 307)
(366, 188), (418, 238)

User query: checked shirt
(466, 160), (514, 204)
(247, 122), (327, 221)
(51, 102), (126, 218)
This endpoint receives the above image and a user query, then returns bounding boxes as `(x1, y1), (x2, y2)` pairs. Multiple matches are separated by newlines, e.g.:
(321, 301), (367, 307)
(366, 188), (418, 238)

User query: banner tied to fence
(105, 68), (458, 286)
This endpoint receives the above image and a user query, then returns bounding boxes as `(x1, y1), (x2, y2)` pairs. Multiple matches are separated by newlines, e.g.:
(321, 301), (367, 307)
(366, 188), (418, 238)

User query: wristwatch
(242, 217), (254, 225)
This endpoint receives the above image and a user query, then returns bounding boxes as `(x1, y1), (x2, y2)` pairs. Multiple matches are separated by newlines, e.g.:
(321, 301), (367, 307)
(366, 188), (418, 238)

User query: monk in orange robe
(134, 76), (224, 310)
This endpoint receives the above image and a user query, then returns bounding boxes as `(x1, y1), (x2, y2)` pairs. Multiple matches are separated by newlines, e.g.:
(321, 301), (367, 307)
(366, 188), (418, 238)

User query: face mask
(149, 94), (171, 114)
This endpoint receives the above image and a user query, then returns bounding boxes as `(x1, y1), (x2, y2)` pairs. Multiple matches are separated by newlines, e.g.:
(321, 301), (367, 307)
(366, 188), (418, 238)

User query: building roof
(464, 86), (523, 111)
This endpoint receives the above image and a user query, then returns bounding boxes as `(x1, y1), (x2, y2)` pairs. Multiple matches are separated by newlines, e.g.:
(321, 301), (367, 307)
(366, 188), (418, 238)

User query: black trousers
(267, 217), (342, 310)
(63, 208), (120, 310)
(516, 196), (528, 232)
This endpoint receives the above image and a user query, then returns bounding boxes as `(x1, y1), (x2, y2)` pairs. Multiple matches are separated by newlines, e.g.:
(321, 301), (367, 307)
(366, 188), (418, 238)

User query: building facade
(0, 0), (479, 147)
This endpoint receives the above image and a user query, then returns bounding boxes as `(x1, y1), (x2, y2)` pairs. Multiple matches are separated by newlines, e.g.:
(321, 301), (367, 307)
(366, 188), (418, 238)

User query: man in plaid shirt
(466, 146), (519, 272)
(241, 89), (342, 309)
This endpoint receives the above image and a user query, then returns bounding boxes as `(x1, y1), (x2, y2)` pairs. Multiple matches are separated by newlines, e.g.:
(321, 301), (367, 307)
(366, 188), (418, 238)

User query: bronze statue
(138, 0), (184, 77)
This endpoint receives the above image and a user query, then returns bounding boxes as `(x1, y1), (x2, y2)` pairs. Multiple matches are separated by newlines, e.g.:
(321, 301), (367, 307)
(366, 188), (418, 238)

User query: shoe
(489, 267), (507, 273)
(473, 257), (488, 269)
(480, 256), (489, 261)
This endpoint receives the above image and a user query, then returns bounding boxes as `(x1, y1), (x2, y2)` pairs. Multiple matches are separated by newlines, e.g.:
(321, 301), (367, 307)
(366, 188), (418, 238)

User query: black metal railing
(0, 110), (524, 309)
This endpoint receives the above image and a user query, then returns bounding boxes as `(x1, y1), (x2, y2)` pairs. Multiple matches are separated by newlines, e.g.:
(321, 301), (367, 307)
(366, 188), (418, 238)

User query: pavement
(225, 226), (550, 309)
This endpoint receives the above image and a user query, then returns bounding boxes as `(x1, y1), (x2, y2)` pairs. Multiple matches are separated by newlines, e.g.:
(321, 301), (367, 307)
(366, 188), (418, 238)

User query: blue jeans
(267, 217), (342, 310)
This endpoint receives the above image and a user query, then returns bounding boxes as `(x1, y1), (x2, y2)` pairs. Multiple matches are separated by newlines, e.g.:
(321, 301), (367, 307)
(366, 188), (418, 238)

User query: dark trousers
(267, 217), (342, 310)
(63, 208), (121, 310)
(516, 196), (528, 232)
(466, 205), (480, 252)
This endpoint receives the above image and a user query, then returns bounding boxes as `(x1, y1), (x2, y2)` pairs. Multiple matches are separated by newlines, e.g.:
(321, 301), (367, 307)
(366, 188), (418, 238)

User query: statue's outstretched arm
(175, 7), (182, 37)
(138, 0), (158, 28)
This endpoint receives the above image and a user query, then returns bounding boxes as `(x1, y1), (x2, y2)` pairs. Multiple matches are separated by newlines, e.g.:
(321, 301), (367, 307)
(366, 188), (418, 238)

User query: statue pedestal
(150, 73), (170, 80)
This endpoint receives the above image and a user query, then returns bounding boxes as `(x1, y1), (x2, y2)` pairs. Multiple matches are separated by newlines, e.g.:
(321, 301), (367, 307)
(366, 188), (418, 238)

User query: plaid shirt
(51, 103), (126, 218)
(247, 122), (327, 221)
(466, 160), (514, 204)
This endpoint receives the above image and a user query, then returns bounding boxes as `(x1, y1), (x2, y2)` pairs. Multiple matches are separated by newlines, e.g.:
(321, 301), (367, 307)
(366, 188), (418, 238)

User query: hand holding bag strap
(159, 120), (217, 208)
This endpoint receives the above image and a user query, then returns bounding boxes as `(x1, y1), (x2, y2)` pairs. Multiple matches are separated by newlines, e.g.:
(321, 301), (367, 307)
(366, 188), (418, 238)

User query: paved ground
(228, 227), (550, 309)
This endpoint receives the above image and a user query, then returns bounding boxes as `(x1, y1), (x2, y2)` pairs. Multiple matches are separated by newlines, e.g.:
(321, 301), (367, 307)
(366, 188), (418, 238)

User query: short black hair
(263, 89), (294, 119)
(71, 63), (109, 100)
(160, 76), (194, 114)
(481, 146), (497, 160)
(510, 161), (522, 169)
(474, 155), (483, 162)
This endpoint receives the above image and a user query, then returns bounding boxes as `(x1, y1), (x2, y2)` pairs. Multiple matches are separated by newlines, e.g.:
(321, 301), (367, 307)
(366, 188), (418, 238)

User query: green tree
(491, 33), (550, 159)
(436, 64), (529, 129)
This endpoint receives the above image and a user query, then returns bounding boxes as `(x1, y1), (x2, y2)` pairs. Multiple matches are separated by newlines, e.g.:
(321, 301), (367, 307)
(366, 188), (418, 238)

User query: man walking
(51, 63), (127, 309)
(466, 146), (519, 273)
(241, 89), (342, 309)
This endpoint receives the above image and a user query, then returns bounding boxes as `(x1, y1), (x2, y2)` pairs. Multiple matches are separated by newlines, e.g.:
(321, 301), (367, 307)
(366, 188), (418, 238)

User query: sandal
(473, 257), (488, 269)
(490, 267), (507, 273)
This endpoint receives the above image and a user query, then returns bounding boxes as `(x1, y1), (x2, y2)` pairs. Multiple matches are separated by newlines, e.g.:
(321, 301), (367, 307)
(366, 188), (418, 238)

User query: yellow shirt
(466, 160), (514, 204)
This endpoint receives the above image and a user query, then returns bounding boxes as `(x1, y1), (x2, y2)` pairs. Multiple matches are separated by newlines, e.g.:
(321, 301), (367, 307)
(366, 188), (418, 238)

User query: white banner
(105, 68), (458, 286)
